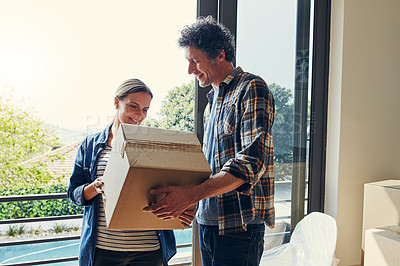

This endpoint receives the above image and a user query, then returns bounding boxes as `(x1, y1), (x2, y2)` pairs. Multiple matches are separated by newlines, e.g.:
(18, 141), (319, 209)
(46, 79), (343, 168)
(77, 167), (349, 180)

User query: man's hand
(143, 185), (195, 220)
(179, 209), (196, 228)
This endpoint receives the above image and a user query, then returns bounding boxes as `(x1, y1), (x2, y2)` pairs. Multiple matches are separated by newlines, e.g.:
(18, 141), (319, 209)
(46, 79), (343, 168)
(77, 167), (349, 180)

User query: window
(196, 0), (330, 247)
(236, 0), (298, 234)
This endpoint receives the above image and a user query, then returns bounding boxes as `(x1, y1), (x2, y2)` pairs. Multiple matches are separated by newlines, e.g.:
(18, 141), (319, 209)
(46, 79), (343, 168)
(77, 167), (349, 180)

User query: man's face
(184, 46), (219, 88)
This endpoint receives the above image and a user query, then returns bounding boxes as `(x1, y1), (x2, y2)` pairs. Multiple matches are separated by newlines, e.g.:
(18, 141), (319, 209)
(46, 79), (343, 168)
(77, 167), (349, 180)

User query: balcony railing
(0, 193), (192, 266)
(0, 181), (294, 266)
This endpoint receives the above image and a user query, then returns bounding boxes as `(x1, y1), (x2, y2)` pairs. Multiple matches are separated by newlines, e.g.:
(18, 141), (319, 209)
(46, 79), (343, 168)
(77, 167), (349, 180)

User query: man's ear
(216, 50), (226, 62)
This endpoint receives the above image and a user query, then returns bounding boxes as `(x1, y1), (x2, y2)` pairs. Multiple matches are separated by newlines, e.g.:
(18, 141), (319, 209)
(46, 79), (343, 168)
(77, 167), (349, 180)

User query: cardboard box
(362, 180), (400, 251)
(364, 226), (400, 266)
(102, 124), (211, 230)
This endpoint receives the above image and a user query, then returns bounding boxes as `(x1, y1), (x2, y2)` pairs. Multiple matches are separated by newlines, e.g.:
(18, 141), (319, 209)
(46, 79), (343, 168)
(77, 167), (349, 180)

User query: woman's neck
(108, 122), (119, 147)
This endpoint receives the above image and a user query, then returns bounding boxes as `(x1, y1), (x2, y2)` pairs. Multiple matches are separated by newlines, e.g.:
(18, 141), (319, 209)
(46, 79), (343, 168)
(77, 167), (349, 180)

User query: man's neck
(212, 62), (235, 90)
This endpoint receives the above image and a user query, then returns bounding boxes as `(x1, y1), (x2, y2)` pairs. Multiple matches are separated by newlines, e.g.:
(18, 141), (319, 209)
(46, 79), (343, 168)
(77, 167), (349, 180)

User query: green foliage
(144, 81), (195, 132)
(6, 224), (26, 237)
(52, 223), (69, 234)
(7, 225), (18, 237)
(71, 225), (80, 232)
(268, 83), (294, 161)
(268, 83), (294, 180)
(6, 226), (18, 237)
(0, 94), (60, 189)
(6, 223), (79, 238)
(16, 224), (26, 235)
(28, 226), (44, 236)
(0, 184), (83, 220)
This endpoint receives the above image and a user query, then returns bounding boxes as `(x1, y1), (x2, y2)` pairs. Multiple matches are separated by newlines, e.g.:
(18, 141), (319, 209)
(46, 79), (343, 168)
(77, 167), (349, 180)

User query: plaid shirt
(203, 67), (275, 234)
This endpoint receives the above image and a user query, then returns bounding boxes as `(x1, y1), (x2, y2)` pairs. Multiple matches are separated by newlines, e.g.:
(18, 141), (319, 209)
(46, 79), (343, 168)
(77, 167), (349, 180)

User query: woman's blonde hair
(115, 79), (153, 100)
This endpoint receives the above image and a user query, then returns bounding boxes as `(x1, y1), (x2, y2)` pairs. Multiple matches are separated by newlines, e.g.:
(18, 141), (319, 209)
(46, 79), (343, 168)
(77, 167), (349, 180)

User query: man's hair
(178, 16), (235, 63)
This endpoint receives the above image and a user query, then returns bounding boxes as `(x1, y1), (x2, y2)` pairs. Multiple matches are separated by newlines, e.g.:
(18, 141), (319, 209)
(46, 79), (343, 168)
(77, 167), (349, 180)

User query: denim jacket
(67, 125), (176, 266)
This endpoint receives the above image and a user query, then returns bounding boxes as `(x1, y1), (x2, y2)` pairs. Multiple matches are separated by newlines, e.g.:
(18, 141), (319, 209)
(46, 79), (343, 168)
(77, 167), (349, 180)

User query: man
(144, 16), (275, 266)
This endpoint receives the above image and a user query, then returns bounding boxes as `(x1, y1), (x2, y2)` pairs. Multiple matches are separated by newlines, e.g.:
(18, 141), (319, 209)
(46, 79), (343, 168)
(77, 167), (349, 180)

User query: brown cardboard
(362, 180), (400, 251)
(102, 124), (211, 230)
(364, 226), (400, 266)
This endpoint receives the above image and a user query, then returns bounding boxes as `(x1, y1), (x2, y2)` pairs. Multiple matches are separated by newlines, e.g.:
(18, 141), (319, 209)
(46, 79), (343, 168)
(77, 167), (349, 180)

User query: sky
(236, 0), (296, 90)
(0, 0), (296, 135)
(0, 0), (196, 132)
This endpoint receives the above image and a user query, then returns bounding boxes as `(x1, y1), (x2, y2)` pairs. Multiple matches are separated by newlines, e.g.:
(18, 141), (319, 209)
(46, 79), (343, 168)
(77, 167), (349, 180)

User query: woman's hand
(92, 177), (104, 194)
(179, 209), (196, 228)
(83, 177), (104, 201)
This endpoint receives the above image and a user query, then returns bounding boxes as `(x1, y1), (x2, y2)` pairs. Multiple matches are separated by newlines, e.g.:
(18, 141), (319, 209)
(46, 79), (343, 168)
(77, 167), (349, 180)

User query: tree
(268, 83), (294, 181)
(0, 94), (60, 189)
(268, 83), (294, 163)
(144, 81), (195, 132)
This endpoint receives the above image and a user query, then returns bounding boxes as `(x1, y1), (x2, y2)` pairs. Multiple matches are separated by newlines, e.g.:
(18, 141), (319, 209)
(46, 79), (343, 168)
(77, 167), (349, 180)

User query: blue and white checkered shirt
(202, 67), (275, 234)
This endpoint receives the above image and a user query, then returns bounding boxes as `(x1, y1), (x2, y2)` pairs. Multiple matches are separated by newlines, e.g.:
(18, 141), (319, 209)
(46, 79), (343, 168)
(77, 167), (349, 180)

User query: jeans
(93, 247), (163, 266)
(199, 223), (265, 266)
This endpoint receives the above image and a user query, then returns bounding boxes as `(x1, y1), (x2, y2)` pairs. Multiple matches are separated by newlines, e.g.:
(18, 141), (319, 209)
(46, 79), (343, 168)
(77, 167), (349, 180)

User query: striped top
(95, 146), (160, 252)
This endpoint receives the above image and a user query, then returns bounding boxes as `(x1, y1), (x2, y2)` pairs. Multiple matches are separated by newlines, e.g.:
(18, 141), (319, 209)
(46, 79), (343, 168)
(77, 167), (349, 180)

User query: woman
(68, 79), (181, 266)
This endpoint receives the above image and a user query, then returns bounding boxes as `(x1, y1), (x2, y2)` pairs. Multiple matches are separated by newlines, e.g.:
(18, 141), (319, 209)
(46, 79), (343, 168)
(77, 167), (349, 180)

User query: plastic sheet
(261, 212), (338, 266)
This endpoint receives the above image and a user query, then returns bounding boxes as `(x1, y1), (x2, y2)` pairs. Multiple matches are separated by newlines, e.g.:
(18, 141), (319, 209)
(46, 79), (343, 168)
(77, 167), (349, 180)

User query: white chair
(260, 212), (338, 266)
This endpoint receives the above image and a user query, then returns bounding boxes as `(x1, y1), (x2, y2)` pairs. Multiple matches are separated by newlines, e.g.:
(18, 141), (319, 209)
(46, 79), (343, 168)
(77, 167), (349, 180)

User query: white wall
(326, 0), (400, 264)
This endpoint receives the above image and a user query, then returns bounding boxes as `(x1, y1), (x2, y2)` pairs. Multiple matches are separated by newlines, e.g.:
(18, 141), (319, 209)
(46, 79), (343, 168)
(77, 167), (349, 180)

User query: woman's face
(114, 92), (152, 125)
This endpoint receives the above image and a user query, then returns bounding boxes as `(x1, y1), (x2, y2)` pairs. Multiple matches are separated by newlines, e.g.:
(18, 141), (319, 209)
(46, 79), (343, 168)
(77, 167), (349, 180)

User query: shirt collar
(99, 123), (113, 144)
(206, 66), (243, 103)
(220, 66), (243, 87)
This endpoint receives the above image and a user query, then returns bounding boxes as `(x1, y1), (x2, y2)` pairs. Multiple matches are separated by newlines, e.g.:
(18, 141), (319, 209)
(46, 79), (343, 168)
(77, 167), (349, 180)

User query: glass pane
(236, 0), (310, 250)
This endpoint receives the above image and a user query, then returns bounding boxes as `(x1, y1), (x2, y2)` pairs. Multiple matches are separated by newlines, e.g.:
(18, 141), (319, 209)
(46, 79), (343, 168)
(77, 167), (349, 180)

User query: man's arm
(143, 171), (245, 220)
(144, 77), (274, 220)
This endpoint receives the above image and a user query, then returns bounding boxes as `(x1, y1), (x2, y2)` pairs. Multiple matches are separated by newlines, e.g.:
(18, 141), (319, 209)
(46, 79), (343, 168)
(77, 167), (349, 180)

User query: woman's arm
(67, 139), (98, 206)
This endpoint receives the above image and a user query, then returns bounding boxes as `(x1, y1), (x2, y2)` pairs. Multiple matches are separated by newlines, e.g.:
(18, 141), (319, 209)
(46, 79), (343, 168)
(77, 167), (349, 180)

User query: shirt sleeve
(67, 138), (93, 207)
(221, 78), (274, 195)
